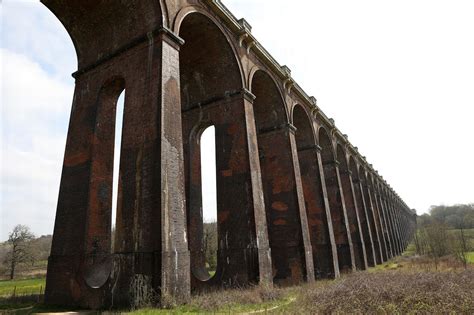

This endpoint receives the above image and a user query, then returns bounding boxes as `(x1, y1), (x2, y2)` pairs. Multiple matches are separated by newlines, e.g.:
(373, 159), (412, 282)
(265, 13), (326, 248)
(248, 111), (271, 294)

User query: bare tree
(4, 224), (35, 280)
(424, 222), (450, 270)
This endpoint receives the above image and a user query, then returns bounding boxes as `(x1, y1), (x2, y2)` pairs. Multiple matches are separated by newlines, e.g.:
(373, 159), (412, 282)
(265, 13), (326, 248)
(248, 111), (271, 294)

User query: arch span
(252, 71), (312, 285)
(41, 0), (165, 69)
(337, 146), (367, 270)
(319, 129), (353, 272)
(180, 12), (270, 290)
(293, 105), (336, 278)
(350, 157), (376, 267)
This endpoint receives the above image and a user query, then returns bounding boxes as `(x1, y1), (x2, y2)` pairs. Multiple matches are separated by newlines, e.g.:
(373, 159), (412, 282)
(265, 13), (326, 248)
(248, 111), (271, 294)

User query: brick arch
(318, 127), (336, 162)
(179, 10), (267, 290)
(292, 104), (337, 278)
(250, 69), (289, 130)
(337, 145), (366, 270)
(252, 70), (311, 285)
(41, 0), (165, 69)
(179, 11), (243, 111)
(175, 7), (245, 93)
(361, 170), (384, 264)
(318, 128), (354, 272)
(291, 104), (316, 145)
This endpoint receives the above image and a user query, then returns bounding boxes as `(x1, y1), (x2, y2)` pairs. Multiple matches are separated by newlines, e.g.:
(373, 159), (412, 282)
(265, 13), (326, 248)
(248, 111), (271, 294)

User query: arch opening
(111, 90), (125, 253)
(252, 71), (307, 285)
(319, 128), (352, 272)
(83, 78), (125, 289)
(293, 106), (335, 278)
(201, 126), (218, 278)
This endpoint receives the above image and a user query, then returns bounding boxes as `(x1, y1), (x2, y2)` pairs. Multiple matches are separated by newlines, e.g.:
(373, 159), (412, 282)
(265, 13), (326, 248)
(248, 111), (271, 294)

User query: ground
(1, 252), (473, 314)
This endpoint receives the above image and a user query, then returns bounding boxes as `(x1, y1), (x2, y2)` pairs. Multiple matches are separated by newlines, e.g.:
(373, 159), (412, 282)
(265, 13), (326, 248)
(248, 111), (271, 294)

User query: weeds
(284, 270), (474, 314)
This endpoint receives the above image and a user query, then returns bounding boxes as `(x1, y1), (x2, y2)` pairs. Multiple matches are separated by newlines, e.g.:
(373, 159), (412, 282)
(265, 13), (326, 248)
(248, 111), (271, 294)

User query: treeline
(417, 204), (474, 229)
(414, 204), (473, 269)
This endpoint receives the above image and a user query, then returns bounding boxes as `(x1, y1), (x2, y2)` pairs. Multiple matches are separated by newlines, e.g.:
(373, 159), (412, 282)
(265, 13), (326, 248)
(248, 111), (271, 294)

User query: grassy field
(1, 253), (473, 313)
(0, 277), (45, 297)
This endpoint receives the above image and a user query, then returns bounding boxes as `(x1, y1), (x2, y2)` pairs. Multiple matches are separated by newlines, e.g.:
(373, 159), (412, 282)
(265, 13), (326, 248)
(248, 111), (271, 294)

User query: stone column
(365, 183), (384, 264)
(289, 127), (316, 282)
(357, 180), (377, 266)
(158, 29), (191, 303)
(348, 171), (369, 269)
(315, 148), (340, 278)
(334, 164), (356, 271)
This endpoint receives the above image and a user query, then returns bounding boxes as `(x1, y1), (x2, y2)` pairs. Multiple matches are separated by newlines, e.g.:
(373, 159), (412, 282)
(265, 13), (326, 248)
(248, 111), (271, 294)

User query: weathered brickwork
(42, 0), (417, 308)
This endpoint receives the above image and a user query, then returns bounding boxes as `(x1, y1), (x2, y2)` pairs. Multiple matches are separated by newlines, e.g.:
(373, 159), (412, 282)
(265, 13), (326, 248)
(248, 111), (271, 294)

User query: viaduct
(42, 0), (417, 309)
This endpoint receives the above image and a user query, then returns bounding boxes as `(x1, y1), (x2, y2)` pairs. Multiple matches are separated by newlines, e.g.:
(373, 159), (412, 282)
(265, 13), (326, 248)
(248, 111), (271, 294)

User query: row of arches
(177, 10), (412, 289)
(42, 0), (417, 308)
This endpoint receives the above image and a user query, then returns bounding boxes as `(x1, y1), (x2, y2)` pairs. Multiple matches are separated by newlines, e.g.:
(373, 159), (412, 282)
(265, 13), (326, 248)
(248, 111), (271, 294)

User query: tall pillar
(339, 162), (367, 270)
(357, 179), (377, 266)
(322, 159), (355, 271)
(334, 164), (356, 271)
(45, 27), (191, 308)
(382, 188), (400, 256)
(391, 194), (403, 255)
(182, 89), (272, 289)
(159, 30), (191, 303)
(371, 182), (389, 261)
(387, 193), (402, 255)
(315, 148), (341, 278)
(375, 182), (393, 259)
(289, 127), (316, 282)
(297, 144), (339, 278)
(364, 181), (384, 264)
(258, 124), (314, 284)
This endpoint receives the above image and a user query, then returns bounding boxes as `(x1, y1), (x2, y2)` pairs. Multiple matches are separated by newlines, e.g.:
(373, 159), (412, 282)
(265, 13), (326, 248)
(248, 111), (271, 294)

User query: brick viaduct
(42, 0), (417, 309)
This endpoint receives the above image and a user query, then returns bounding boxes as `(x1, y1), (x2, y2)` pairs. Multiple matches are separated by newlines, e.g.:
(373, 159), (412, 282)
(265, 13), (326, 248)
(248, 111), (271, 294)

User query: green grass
(466, 251), (474, 264)
(0, 277), (45, 296)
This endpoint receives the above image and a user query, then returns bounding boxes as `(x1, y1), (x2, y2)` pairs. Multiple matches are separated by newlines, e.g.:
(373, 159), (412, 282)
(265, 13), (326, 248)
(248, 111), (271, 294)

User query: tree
(203, 222), (218, 272)
(424, 222), (450, 270)
(4, 225), (35, 280)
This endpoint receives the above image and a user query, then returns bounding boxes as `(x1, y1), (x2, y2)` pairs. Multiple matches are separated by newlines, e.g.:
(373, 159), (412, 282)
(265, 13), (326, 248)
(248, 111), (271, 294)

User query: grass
(466, 251), (474, 264)
(0, 277), (45, 297)
(278, 269), (474, 314)
(1, 252), (473, 313)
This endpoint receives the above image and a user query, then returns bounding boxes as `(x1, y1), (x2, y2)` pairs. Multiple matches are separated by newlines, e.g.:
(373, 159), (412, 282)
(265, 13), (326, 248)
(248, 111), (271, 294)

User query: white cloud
(1, 0), (77, 82)
(1, 48), (72, 240)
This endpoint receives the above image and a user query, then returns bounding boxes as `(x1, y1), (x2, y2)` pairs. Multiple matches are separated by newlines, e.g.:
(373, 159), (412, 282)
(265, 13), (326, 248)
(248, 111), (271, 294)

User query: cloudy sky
(1, 0), (473, 240)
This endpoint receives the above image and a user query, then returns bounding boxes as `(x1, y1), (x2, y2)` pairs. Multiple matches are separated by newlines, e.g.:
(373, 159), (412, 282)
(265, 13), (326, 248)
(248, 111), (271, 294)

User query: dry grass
(186, 283), (285, 312)
(278, 269), (474, 314)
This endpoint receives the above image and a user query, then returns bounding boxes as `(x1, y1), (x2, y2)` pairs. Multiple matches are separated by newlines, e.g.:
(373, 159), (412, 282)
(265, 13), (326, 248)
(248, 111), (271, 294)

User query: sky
(1, 0), (473, 240)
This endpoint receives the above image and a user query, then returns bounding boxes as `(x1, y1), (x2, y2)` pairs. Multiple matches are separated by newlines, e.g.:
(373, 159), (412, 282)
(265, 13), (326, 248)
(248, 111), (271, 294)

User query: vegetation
(0, 227), (51, 280)
(3, 225), (35, 280)
(414, 204), (474, 269)
(419, 204), (474, 229)
(0, 277), (45, 296)
(203, 222), (217, 273)
(127, 254), (474, 314)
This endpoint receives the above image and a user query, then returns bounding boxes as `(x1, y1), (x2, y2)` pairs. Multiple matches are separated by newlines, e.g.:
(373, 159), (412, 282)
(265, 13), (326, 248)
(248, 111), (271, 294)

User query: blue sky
(1, 0), (474, 240)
